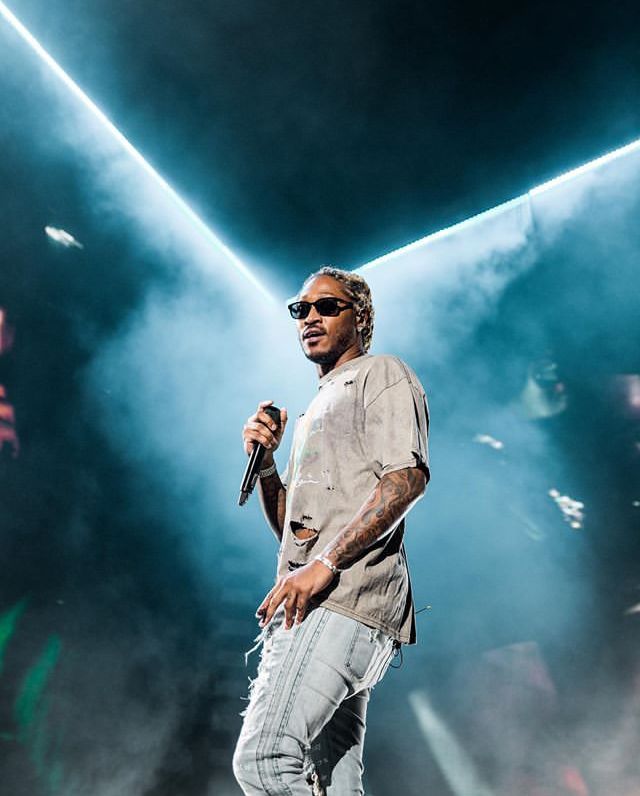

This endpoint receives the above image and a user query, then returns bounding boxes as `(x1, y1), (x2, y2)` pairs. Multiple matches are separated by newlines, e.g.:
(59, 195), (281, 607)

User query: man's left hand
(256, 560), (335, 630)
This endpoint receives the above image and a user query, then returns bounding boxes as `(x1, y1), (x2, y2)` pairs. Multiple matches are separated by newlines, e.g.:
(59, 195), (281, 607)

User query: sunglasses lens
(316, 298), (341, 316)
(289, 302), (310, 319)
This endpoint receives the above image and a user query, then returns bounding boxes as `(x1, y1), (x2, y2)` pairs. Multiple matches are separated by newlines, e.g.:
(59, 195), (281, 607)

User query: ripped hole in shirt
(290, 520), (320, 544)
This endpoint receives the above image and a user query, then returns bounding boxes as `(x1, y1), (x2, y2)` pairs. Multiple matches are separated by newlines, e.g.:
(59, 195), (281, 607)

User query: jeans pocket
(344, 622), (394, 685)
(344, 622), (372, 681)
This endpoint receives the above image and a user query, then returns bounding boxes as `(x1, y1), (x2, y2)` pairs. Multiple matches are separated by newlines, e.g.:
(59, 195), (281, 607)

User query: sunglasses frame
(287, 297), (354, 320)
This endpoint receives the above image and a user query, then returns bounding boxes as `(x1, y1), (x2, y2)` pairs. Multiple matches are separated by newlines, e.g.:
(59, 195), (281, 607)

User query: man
(233, 266), (430, 795)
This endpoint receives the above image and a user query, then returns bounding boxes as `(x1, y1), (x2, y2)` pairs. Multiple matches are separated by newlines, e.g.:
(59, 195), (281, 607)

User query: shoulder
(361, 353), (420, 383)
(361, 354), (424, 404)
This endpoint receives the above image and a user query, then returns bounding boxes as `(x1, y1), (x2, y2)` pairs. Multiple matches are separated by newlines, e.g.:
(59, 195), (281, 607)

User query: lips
(303, 330), (325, 340)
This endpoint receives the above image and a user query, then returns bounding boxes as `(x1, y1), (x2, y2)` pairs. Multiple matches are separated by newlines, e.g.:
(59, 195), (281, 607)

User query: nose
(307, 309), (322, 323)
(301, 308), (323, 340)
(303, 304), (323, 324)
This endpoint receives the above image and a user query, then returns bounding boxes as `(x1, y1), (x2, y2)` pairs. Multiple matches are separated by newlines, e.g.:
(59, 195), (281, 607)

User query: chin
(302, 340), (337, 364)
(304, 349), (338, 365)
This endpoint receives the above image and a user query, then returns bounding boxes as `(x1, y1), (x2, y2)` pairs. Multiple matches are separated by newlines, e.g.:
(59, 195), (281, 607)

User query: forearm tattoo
(322, 467), (426, 569)
(258, 471), (287, 542)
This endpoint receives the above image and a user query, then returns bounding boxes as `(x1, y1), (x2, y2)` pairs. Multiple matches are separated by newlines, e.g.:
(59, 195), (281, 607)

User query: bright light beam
(358, 135), (640, 273)
(0, 1), (274, 303)
(409, 690), (495, 796)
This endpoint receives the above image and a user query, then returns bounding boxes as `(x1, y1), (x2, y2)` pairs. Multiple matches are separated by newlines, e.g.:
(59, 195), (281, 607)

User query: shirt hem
(379, 454), (428, 478)
(318, 598), (415, 645)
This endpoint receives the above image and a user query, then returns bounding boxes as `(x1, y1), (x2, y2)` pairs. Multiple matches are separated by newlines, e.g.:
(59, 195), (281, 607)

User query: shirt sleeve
(363, 360), (430, 480)
(279, 462), (289, 489)
(279, 414), (301, 490)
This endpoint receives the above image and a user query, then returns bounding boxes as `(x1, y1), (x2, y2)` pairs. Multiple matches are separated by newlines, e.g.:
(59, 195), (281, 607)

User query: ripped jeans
(232, 605), (397, 795)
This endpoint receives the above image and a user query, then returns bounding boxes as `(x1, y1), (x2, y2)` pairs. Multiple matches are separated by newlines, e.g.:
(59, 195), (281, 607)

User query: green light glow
(0, 601), (26, 675)
(14, 635), (61, 742)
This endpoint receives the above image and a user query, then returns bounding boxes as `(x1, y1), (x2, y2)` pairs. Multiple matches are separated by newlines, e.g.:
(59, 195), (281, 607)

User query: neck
(316, 345), (365, 379)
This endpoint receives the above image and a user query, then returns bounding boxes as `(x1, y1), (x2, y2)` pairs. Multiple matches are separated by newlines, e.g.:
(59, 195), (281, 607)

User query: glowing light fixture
(530, 137), (640, 197)
(0, 1), (274, 303)
(358, 136), (640, 273)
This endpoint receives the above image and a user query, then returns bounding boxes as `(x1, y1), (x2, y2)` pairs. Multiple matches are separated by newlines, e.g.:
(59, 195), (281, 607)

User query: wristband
(259, 462), (277, 478)
(314, 554), (340, 576)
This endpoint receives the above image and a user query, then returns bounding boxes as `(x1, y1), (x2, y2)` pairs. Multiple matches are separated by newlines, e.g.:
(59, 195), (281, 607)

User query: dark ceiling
(6, 0), (640, 289)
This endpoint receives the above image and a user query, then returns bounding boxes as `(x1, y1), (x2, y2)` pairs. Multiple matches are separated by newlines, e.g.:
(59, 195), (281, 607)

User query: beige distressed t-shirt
(277, 353), (430, 644)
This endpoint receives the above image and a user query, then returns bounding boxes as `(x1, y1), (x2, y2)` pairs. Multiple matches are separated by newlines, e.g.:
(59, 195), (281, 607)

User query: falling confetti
(44, 226), (84, 249)
(548, 488), (584, 529)
(473, 434), (504, 450)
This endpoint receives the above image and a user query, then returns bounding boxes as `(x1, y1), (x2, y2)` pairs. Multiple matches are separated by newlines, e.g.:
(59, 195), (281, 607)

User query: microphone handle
(238, 405), (281, 506)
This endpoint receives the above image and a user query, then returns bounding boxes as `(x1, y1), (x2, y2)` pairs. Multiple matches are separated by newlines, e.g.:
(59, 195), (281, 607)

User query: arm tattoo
(322, 467), (427, 570)
(258, 471), (287, 542)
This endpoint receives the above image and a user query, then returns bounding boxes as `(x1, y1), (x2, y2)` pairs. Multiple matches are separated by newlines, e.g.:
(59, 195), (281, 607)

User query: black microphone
(238, 405), (281, 506)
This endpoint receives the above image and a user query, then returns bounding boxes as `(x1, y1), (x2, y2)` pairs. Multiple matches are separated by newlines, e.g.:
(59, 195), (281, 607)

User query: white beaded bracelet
(314, 554), (340, 576)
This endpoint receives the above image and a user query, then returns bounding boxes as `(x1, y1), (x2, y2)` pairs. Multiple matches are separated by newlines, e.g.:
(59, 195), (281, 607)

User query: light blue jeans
(233, 605), (397, 795)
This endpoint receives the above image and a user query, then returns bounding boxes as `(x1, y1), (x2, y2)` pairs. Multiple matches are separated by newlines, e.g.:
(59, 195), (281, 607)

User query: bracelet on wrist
(314, 554), (340, 576)
(259, 461), (277, 478)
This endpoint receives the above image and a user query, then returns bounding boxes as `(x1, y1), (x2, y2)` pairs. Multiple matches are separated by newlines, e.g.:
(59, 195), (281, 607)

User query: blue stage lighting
(0, 1), (275, 303)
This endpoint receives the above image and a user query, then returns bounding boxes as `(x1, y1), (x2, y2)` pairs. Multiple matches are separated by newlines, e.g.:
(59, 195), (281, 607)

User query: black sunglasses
(287, 297), (354, 320)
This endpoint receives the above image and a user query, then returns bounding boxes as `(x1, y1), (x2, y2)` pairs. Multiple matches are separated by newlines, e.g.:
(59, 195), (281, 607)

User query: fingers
(244, 420), (277, 449)
(283, 593), (297, 630)
(295, 598), (307, 625)
(256, 587), (274, 616)
(255, 409), (281, 435)
(255, 556), (329, 630)
(270, 589), (301, 630)
(256, 583), (278, 624)
(260, 585), (286, 627)
(256, 577), (308, 630)
(243, 403), (285, 456)
(243, 419), (277, 456)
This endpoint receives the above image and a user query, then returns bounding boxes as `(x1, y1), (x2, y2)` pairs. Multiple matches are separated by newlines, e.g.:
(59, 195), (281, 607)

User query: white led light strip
(359, 137), (640, 273)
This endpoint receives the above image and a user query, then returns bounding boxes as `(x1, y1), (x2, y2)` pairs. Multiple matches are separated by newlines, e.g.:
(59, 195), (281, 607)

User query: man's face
(294, 275), (360, 365)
